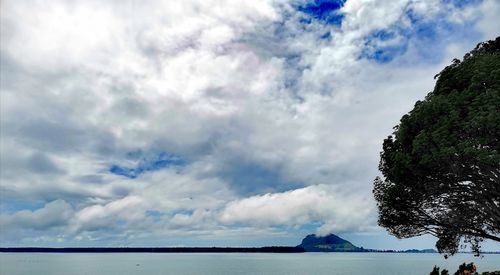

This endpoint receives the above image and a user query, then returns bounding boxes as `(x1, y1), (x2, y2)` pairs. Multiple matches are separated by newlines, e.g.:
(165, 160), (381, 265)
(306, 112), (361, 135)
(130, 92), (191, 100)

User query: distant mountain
(298, 234), (367, 252)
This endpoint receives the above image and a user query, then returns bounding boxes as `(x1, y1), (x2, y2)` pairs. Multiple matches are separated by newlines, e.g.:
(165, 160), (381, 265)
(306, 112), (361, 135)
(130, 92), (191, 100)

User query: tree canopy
(374, 37), (500, 256)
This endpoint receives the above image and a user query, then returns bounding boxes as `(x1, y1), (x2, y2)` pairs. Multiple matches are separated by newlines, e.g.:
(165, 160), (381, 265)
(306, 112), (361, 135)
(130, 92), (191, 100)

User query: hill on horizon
(297, 233), (366, 252)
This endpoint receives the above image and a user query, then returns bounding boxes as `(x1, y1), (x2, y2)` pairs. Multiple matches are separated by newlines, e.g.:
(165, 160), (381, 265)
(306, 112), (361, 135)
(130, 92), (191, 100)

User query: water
(1, 253), (499, 275)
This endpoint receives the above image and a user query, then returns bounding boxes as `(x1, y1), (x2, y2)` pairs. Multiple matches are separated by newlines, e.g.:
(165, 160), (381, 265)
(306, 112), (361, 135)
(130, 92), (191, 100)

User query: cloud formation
(221, 184), (374, 234)
(1, 0), (498, 247)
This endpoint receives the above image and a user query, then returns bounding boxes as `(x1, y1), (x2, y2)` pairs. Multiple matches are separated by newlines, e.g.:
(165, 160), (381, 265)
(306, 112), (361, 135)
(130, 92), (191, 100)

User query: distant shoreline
(1, 247), (499, 254)
(0, 247), (305, 253)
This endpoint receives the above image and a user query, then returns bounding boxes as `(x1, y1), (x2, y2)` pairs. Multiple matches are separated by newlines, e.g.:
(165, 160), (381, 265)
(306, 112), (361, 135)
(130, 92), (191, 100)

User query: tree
(430, 266), (450, 275)
(453, 262), (477, 275)
(373, 37), (500, 256)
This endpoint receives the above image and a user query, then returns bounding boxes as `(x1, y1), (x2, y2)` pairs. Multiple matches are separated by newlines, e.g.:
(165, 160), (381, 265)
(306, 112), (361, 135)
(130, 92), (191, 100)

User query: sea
(1, 252), (499, 275)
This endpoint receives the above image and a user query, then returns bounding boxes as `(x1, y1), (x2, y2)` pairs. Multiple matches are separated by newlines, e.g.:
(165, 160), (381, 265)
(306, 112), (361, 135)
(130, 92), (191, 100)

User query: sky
(0, 0), (499, 251)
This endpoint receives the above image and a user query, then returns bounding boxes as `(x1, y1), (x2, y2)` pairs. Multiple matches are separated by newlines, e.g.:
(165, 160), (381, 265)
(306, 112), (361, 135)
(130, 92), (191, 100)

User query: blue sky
(0, 0), (499, 252)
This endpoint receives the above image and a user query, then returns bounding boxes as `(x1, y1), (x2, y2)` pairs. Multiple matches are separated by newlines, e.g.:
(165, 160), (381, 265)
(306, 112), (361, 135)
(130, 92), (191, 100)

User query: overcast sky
(0, 0), (499, 250)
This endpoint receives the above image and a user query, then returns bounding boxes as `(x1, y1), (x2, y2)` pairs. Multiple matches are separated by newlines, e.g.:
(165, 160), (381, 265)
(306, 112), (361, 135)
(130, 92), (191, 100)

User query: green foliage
(431, 266), (441, 275)
(374, 37), (500, 256)
(430, 262), (500, 275)
(430, 266), (450, 275)
(453, 262), (478, 275)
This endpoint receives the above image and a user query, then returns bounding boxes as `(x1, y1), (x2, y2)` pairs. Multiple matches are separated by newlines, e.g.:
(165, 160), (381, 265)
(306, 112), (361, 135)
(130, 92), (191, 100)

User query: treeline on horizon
(0, 247), (305, 253)
(4, 247), (498, 254)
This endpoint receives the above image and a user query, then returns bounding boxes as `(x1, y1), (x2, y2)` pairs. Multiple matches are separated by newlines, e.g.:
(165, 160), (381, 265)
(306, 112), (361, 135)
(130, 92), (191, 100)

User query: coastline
(2, 247), (498, 254)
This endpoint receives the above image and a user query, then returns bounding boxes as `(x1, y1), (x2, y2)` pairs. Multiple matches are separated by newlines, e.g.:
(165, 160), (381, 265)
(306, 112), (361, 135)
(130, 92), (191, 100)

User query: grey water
(1, 252), (499, 275)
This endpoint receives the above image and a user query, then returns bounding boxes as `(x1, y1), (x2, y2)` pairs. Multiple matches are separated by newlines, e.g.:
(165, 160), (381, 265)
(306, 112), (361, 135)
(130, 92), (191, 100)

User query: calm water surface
(1, 253), (499, 275)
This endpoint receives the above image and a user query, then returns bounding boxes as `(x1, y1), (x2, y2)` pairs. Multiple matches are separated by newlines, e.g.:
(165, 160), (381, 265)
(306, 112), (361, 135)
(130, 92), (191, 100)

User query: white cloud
(475, 0), (500, 40)
(0, 200), (74, 231)
(221, 184), (375, 233)
(0, 0), (497, 245)
(69, 196), (144, 233)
